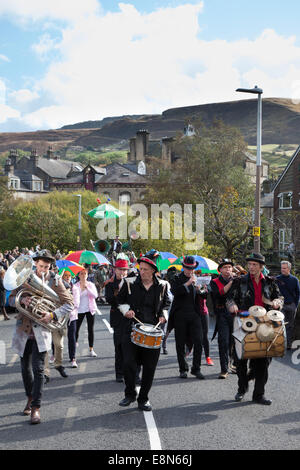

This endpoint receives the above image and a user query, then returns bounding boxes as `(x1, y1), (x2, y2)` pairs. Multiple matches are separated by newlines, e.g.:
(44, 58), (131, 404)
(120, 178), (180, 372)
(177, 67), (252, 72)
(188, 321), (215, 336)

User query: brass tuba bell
(4, 255), (68, 332)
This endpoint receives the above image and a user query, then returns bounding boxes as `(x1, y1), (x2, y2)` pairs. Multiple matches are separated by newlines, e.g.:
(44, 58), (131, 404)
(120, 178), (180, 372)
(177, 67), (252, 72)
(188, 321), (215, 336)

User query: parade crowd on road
(0, 244), (299, 425)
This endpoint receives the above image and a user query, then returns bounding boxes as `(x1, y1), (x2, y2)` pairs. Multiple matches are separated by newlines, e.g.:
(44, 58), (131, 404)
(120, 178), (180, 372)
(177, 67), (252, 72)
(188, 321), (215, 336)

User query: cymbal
(267, 310), (285, 322)
(248, 305), (266, 317)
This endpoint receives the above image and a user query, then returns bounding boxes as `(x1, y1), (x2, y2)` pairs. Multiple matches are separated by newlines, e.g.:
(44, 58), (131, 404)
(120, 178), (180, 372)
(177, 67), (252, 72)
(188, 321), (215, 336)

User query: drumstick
(132, 314), (144, 326)
(266, 322), (288, 352)
(154, 321), (161, 329)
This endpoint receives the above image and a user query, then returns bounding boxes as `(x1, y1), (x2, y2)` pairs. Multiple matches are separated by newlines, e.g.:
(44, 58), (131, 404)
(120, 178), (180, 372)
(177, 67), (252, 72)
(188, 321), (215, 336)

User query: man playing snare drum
(226, 253), (283, 405)
(116, 254), (171, 411)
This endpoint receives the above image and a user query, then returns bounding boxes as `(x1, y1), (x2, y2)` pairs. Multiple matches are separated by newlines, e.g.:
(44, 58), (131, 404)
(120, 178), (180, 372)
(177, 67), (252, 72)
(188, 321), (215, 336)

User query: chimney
(161, 137), (173, 168)
(46, 146), (54, 159)
(4, 157), (14, 175)
(9, 149), (18, 167)
(136, 129), (149, 162)
(128, 137), (136, 162)
(30, 148), (38, 169)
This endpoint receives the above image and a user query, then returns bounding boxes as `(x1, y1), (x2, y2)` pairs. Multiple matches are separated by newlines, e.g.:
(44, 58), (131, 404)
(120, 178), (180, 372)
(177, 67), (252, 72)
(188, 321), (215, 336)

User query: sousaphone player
(6, 250), (74, 424)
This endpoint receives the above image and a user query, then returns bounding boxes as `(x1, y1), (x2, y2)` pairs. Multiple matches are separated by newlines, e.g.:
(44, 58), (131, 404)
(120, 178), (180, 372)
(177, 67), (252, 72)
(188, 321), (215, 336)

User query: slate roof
(96, 163), (147, 184)
(36, 157), (83, 178)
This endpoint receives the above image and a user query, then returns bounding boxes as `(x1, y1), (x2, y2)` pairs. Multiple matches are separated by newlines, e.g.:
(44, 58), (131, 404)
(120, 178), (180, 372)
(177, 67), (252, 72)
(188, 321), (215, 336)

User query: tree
(145, 121), (255, 258)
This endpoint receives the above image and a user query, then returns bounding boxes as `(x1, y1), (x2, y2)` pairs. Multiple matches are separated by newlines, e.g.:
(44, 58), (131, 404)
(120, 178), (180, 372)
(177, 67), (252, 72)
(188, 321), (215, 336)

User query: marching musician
(169, 256), (205, 380)
(116, 253), (171, 411)
(105, 258), (130, 382)
(210, 258), (237, 379)
(226, 253), (282, 405)
(9, 249), (74, 424)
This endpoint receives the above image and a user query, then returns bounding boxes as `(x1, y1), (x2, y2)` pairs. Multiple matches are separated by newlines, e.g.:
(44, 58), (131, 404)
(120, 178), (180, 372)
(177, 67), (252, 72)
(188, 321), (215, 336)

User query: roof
(272, 145), (300, 192)
(36, 157), (84, 179)
(96, 163), (147, 185)
(243, 151), (268, 165)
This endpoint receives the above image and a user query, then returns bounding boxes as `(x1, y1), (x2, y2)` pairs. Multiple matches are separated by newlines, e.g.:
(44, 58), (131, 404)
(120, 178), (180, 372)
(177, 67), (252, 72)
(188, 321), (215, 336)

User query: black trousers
(217, 312), (234, 373)
(76, 312), (95, 348)
(122, 334), (160, 403)
(236, 357), (271, 399)
(174, 311), (203, 373)
(113, 328), (124, 378)
(20, 339), (46, 408)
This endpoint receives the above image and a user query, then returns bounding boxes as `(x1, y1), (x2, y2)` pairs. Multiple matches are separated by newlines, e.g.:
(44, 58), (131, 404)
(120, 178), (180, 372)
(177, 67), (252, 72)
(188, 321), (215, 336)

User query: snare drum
(131, 323), (163, 349)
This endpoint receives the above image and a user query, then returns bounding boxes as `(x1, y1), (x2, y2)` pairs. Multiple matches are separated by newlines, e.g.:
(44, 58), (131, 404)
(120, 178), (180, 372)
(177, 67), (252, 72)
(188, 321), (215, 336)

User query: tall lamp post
(236, 85), (263, 253)
(73, 194), (82, 250)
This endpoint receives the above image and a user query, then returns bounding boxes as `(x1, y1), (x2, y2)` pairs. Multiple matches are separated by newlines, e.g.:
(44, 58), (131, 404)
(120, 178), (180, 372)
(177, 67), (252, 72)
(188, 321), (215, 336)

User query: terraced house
(272, 145), (300, 259)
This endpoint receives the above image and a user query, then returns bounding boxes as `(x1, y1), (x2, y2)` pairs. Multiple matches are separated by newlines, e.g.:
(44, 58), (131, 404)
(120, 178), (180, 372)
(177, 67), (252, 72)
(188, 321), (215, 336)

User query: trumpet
(4, 255), (69, 332)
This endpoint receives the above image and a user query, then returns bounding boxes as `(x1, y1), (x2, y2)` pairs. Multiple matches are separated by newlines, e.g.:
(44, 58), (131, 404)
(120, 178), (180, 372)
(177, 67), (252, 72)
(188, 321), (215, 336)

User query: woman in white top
(73, 268), (98, 357)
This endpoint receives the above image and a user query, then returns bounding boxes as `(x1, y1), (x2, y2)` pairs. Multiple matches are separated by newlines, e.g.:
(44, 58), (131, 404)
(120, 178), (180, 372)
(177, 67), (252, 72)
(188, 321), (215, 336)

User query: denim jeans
(20, 339), (46, 408)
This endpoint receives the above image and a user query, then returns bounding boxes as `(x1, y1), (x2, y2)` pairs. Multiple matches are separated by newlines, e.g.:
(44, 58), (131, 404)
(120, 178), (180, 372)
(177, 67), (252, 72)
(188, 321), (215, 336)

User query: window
(9, 178), (19, 189)
(33, 181), (42, 191)
(119, 192), (131, 205)
(279, 228), (292, 254)
(278, 192), (292, 209)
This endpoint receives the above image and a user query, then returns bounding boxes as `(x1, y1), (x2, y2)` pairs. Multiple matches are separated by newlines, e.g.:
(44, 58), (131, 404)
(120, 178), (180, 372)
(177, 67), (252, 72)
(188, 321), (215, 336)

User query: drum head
(267, 310), (285, 322)
(139, 324), (156, 333)
(256, 323), (276, 342)
(248, 306), (266, 317)
(242, 317), (258, 332)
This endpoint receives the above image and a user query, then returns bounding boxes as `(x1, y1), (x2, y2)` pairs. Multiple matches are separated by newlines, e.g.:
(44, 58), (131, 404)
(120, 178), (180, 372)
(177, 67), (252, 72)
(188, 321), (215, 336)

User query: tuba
(4, 255), (69, 332)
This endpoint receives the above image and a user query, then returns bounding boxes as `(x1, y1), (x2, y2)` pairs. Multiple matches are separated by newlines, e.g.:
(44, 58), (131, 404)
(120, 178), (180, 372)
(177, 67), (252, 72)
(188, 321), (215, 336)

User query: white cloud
(2, 2), (300, 130)
(0, 0), (101, 24)
(0, 54), (9, 62)
(0, 104), (20, 123)
(9, 88), (39, 104)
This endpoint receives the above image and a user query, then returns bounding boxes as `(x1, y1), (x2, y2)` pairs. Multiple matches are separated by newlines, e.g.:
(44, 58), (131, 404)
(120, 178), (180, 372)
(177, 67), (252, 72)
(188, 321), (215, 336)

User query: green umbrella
(87, 203), (124, 219)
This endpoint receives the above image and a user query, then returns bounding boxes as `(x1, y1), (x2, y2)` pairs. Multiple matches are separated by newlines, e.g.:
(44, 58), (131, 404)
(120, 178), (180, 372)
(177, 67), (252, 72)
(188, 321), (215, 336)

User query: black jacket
(105, 275), (124, 329)
(226, 273), (281, 311)
(116, 274), (171, 334)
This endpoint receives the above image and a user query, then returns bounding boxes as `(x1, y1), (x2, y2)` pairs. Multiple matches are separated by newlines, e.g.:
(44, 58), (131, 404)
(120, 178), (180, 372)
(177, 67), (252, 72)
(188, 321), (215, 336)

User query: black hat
(218, 258), (234, 270)
(32, 249), (55, 263)
(182, 256), (199, 269)
(138, 255), (158, 272)
(245, 253), (265, 265)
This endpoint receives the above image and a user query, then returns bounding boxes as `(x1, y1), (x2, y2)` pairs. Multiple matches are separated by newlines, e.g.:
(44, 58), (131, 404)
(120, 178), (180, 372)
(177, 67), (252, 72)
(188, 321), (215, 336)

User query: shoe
(179, 372), (188, 379)
(30, 407), (41, 425)
(206, 357), (214, 366)
(89, 350), (97, 357)
(71, 359), (78, 368)
(55, 366), (68, 378)
(191, 370), (205, 380)
(138, 401), (152, 412)
(119, 397), (136, 407)
(235, 392), (244, 402)
(116, 376), (124, 383)
(44, 375), (50, 384)
(162, 348), (168, 355)
(23, 396), (32, 416)
(252, 396), (272, 405)
(219, 372), (229, 379)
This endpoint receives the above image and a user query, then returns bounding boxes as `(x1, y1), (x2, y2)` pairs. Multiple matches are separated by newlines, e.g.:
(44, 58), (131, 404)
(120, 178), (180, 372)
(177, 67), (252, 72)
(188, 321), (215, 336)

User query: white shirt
(78, 289), (89, 313)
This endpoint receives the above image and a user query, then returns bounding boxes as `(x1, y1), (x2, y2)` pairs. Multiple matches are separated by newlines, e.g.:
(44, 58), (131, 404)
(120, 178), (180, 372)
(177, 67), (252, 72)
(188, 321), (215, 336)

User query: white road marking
(63, 407), (77, 430)
(136, 385), (162, 450)
(101, 313), (163, 450)
(102, 318), (114, 334)
(7, 354), (18, 367)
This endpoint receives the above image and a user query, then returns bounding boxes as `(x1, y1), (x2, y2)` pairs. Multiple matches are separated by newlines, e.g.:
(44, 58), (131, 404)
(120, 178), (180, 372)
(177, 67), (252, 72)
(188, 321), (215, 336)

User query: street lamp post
(73, 194), (82, 250)
(236, 86), (263, 253)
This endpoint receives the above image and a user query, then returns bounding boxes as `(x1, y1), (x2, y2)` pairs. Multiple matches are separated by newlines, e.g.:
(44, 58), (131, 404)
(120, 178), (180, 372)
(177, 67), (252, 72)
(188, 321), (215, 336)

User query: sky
(1, 0), (300, 132)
